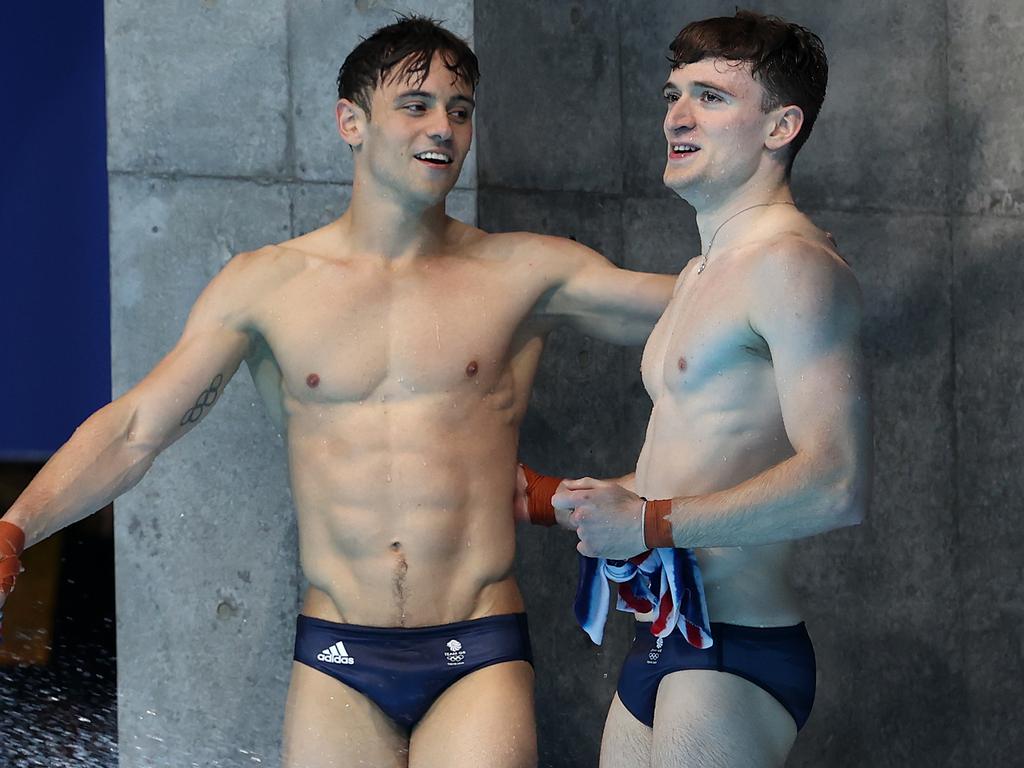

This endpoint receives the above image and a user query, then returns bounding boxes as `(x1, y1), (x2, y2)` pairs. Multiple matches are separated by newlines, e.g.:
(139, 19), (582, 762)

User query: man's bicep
(757, 260), (869, 458)
(121, 258), (256, 449)
(129, 325), (251, 447)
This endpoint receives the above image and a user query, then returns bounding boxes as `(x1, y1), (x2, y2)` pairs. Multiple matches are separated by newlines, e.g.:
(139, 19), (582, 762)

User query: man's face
(359, 52), (474, 206)
(660, 57), (775, 200)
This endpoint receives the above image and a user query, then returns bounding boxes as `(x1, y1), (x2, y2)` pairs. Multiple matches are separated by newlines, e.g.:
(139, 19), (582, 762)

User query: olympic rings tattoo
(180, 374), (224, 426)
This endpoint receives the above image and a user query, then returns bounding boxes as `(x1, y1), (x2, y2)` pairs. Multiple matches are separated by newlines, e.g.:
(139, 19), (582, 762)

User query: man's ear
(764, 104), (804, 152)
(336, 98), (366, 148)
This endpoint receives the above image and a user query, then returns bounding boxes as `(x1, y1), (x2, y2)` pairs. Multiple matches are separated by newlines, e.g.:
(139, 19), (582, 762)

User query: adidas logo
(317, 641), (355, 665)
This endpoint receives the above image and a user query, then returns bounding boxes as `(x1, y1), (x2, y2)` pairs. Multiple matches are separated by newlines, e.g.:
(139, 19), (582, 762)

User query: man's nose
(427, 107), (454, 142)
(664, 98), (694, 136)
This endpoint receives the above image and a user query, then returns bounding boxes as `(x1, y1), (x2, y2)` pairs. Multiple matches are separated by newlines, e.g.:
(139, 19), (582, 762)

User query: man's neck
(690, 176), (795, 256)
(344, 176), (450, 262)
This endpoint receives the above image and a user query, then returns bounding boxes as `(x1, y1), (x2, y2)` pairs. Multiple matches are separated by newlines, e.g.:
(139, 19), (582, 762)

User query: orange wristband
(642, 499), (673, 549)
(0, 521), (26, 597)
(521, 465), (562, 527)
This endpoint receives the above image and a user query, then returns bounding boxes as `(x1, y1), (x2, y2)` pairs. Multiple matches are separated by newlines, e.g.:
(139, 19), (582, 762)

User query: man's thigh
(281, 661), (409, 768)
(653, 669), (797, 768)
(409, 660), (537, 768)
(600, 693), (652, 768)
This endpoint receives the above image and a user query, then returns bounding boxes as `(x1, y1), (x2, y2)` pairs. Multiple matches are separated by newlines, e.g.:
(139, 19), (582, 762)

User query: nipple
(678, 357), (687, 372)
(466, 360), (479, 377)
(306, 373), (320, 388)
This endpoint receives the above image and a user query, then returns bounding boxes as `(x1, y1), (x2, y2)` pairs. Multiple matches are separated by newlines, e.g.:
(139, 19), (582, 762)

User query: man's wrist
(521, 465), (562, 527)
(642, 498), (673, 549)
(0, 520), (27, 597)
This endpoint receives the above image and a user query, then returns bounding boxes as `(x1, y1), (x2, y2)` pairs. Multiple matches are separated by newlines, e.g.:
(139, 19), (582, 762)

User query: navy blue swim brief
(294, 612), (532, 729)
(617, 621), (816, 730)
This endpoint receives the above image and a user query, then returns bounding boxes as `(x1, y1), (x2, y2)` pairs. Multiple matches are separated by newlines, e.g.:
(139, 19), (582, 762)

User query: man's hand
(552, 478), (646, 559)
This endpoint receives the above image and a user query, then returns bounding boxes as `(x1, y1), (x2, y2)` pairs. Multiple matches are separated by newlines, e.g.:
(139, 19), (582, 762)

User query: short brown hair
(337, 14), (480, 119)
(670, 10), (828, 167)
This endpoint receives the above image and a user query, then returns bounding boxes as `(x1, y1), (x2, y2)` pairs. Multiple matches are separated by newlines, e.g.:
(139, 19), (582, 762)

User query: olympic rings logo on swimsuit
(647, 636), (664, 664)
(444, 639), (466, 665)
(180, 374), (224, 426)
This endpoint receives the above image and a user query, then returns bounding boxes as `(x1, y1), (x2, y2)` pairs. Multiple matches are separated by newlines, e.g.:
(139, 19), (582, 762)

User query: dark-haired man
(0, 16), (673, 768)
(537, 11), (871, 767)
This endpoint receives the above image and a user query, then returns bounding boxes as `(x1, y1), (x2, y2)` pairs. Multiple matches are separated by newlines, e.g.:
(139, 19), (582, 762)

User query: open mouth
(414, 151), (453, 166)
(669, 143), (701, 159)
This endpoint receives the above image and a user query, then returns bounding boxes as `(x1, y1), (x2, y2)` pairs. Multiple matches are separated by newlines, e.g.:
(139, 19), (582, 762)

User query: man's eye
(663, 92), (679, 103)
(404, 103), (426, 113)
(450, 110), (469, 121)
(700, 91), (722, 103)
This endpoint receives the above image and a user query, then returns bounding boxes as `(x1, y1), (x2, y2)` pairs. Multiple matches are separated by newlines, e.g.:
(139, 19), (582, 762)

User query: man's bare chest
(251, 263), (538, 403)
(641, 270), (771, 401)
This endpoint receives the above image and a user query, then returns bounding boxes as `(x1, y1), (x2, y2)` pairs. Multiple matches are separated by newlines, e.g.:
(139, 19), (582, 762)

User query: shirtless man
(524, 11), (872, 767)
(0, 17), (673, 768)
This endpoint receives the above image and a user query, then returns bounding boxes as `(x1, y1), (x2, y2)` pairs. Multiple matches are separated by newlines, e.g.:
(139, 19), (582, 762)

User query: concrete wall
(475, 1), (1024, 766)
(106, 2), (473, 765)
(105, 0), (1023, 765)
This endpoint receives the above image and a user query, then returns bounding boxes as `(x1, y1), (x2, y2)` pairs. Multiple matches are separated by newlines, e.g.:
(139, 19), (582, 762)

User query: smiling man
(532, 11), (873, 767)
(0, 16), (674, 768)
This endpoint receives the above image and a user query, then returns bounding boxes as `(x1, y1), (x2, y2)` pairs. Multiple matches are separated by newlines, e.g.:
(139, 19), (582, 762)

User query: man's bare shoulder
(197, 243), (315, 330)
(220, 243), (306, 291)
(272, 220), (346, 262)
(747, 231), (858, 292)
(745, 232), (862, 331)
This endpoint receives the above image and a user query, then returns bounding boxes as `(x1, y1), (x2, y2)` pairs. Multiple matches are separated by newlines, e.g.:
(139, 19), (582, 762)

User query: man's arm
(0, 252), (262, 551)
(527, 235), (675, 345)
(557, 242), (873, 558)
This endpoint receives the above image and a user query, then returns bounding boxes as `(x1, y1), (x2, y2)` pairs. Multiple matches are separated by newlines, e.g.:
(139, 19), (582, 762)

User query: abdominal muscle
(285, 393), (524, 629)
(635, 398), (803, 627)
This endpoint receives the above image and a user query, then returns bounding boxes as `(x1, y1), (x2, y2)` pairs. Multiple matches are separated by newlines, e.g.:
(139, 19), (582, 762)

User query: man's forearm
(3, 398), (158, 548)
(657, 451), (867, 549)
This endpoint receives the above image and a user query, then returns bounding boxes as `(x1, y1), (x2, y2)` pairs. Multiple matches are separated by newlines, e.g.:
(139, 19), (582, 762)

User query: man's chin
(662, 172), (696, 200)
(405, 183), (455, 210)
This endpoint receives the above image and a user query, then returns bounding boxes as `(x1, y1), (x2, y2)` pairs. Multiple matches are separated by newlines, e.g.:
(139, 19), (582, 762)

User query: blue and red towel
(573, 548), (712, 648)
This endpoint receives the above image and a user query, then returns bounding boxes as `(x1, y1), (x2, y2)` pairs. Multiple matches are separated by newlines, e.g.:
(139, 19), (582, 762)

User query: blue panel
(0, 1), (110, 459)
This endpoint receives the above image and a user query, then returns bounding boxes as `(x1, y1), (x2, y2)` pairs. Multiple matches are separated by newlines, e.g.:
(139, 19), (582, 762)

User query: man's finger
(552, 490), (586, 509)
(563, 477), (600, 491)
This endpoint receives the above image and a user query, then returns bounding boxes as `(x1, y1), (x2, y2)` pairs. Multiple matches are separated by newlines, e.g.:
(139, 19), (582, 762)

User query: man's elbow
(94, 396), (165, 462)
(832, 468), (870, 528)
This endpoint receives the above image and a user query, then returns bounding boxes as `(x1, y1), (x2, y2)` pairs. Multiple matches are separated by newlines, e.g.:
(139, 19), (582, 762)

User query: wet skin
(0, 53), (673, 768)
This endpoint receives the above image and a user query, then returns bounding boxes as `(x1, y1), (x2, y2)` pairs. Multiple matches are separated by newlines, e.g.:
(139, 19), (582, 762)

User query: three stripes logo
(317, 640), (355, 665)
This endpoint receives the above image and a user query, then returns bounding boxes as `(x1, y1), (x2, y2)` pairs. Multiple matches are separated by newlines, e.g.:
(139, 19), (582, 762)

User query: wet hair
(669, 10), (828, 167)
(336, 14), (480, 119)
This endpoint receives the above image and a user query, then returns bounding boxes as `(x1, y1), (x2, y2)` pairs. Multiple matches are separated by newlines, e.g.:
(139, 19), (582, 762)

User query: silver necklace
(697, 201), (796, 274)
